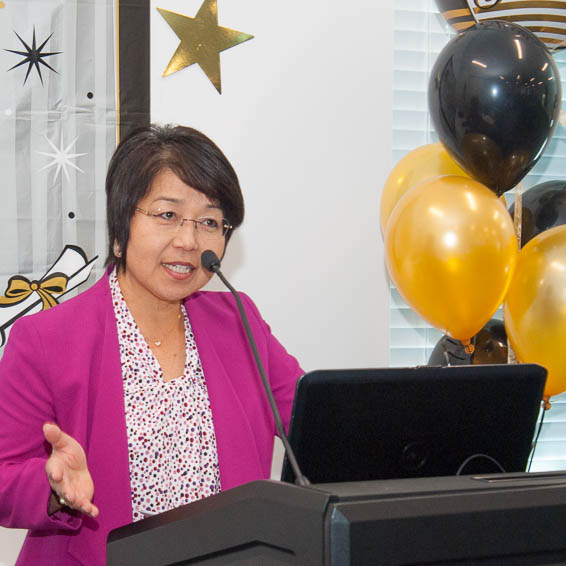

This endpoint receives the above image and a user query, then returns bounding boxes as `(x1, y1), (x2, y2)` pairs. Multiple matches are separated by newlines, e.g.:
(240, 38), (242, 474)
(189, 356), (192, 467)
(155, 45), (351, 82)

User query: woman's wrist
(47, 489), (64, 516)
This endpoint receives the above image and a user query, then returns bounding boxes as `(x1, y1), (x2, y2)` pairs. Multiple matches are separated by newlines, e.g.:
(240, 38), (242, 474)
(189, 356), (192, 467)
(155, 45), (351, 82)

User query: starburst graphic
(158, 0), (253, 93)
(38, 134), (86, 182)
(5, 27), (61, 85)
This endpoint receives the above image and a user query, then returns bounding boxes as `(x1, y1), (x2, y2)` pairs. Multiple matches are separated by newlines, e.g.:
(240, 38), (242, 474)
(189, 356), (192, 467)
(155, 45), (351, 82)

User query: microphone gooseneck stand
(201, 250), (310, 487)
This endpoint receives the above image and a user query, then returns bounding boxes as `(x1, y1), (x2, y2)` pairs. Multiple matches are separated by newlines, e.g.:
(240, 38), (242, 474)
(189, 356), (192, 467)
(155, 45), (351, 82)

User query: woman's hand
(43, 422), (99, 518)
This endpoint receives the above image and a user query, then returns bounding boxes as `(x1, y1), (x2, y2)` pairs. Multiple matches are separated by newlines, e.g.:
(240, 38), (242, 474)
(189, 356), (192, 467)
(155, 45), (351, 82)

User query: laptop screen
(281, 364), (546, 484)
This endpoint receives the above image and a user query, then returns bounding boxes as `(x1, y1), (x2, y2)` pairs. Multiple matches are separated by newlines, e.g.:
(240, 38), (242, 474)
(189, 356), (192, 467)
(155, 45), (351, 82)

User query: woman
(0, 125), (303, 565)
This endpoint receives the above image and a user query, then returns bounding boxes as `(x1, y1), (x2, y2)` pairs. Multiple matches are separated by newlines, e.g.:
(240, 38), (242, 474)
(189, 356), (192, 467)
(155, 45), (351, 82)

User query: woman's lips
(162, 262), (195, 279)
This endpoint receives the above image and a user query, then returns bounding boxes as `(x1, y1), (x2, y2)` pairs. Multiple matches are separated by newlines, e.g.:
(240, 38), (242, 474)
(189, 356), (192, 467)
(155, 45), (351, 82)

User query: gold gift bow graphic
(0, 273), (69, 310)
(0, 245), (97, 348)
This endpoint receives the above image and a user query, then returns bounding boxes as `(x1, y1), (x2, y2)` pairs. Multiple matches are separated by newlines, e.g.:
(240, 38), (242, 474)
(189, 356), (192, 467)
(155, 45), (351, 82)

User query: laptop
(281, 364), (547, 484)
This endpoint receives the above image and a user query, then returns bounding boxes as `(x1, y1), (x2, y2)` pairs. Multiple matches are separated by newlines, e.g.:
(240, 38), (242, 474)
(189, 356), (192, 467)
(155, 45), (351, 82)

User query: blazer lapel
(186, 295), (263, 491)
(68, 277), (133, 565)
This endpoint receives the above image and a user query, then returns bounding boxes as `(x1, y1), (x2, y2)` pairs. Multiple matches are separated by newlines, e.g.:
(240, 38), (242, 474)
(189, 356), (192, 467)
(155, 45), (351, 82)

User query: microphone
(201, 250), (310, 487)
(201, 250), (221, 273)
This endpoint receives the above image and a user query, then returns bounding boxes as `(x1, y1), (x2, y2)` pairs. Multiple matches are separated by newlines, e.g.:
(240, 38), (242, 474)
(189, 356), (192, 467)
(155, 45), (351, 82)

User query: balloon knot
(460, 339), (475, 355)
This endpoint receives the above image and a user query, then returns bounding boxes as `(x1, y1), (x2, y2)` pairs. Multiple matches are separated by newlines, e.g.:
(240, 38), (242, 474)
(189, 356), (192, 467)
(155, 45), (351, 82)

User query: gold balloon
(504, 225), (566, 399)
(385, 176), (518, 341)
(380, 144), (470, 234)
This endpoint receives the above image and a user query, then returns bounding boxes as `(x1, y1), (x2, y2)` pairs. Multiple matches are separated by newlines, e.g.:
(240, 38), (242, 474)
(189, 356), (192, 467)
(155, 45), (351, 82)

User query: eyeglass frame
(135, 206), (233, 238)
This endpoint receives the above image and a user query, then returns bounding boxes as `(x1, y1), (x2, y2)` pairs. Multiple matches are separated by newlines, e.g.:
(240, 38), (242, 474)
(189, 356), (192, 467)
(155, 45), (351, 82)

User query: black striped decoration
(436, 0), (566, 50)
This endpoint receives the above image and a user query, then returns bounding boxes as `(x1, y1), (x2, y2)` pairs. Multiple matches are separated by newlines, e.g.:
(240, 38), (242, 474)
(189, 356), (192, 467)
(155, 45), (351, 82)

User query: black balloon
(509, 180), (566, 246)
(428, 319), (508, 366)
(428, 21), (561, 196)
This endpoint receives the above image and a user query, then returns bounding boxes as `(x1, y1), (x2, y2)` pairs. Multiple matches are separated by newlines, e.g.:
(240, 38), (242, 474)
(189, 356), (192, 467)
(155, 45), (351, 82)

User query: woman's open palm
(43, 422), (99, 518)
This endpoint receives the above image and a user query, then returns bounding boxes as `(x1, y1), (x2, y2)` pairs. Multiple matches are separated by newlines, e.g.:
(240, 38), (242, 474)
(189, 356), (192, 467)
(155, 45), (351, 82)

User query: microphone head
(201, 250), (221, 273)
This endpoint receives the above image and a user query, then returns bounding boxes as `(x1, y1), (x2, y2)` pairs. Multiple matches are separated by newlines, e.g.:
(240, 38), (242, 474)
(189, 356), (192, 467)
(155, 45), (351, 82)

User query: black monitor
(281, 364), (547, 483)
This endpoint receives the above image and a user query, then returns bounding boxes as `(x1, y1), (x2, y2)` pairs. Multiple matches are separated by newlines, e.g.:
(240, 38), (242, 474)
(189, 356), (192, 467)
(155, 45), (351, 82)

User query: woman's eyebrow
(150, 196), (183, 205)
(149, 197), (222, 210)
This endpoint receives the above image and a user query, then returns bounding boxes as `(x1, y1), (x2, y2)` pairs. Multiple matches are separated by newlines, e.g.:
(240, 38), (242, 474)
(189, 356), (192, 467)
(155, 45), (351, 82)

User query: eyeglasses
(135, 207), (232, 240)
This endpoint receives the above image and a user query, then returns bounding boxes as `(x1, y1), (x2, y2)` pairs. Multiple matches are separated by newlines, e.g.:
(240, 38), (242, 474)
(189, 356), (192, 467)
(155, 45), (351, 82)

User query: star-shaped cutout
(5, 27), (61, 85)
(158, 0), (253, 93)
(38, 133), (86, 183)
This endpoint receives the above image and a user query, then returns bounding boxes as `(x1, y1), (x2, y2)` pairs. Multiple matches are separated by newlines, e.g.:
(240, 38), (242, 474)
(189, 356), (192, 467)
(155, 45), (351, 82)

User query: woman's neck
(116, 268), (182, 332)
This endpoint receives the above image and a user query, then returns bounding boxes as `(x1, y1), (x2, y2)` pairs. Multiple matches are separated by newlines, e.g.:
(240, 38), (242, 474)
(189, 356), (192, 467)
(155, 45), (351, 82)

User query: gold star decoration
(157, 0), (253, 94)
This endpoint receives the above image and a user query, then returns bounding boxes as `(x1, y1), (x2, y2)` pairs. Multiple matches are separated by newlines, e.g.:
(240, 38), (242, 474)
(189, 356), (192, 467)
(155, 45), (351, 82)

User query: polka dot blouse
(109, 269), (222, 522)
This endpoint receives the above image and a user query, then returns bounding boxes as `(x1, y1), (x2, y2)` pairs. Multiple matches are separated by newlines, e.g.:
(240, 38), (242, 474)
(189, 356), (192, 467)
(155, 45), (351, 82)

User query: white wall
(0, 529), (26, 566)
(151, 0), (393, 371)
(1, 2), (393, 562)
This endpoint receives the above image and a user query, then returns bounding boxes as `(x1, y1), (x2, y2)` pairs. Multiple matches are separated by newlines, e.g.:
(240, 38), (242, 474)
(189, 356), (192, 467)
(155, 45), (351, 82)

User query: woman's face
(118, 168), (226, 306)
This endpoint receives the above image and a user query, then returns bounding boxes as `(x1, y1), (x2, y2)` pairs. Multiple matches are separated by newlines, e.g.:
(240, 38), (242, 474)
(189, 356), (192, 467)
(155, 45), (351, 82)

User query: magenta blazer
(0, 274), (303, 566)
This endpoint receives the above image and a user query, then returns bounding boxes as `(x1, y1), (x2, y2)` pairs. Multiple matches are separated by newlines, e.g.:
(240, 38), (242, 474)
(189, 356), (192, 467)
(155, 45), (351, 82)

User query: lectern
(108, 471), (566, 565)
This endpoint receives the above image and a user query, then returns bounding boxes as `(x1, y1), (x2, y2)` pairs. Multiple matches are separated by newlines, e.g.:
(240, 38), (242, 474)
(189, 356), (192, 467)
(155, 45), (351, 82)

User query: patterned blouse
(109, 269), (221, 522)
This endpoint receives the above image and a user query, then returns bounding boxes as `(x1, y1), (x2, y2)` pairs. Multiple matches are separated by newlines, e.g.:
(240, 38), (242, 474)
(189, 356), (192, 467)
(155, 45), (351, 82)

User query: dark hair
(105, 124), (244, 270)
